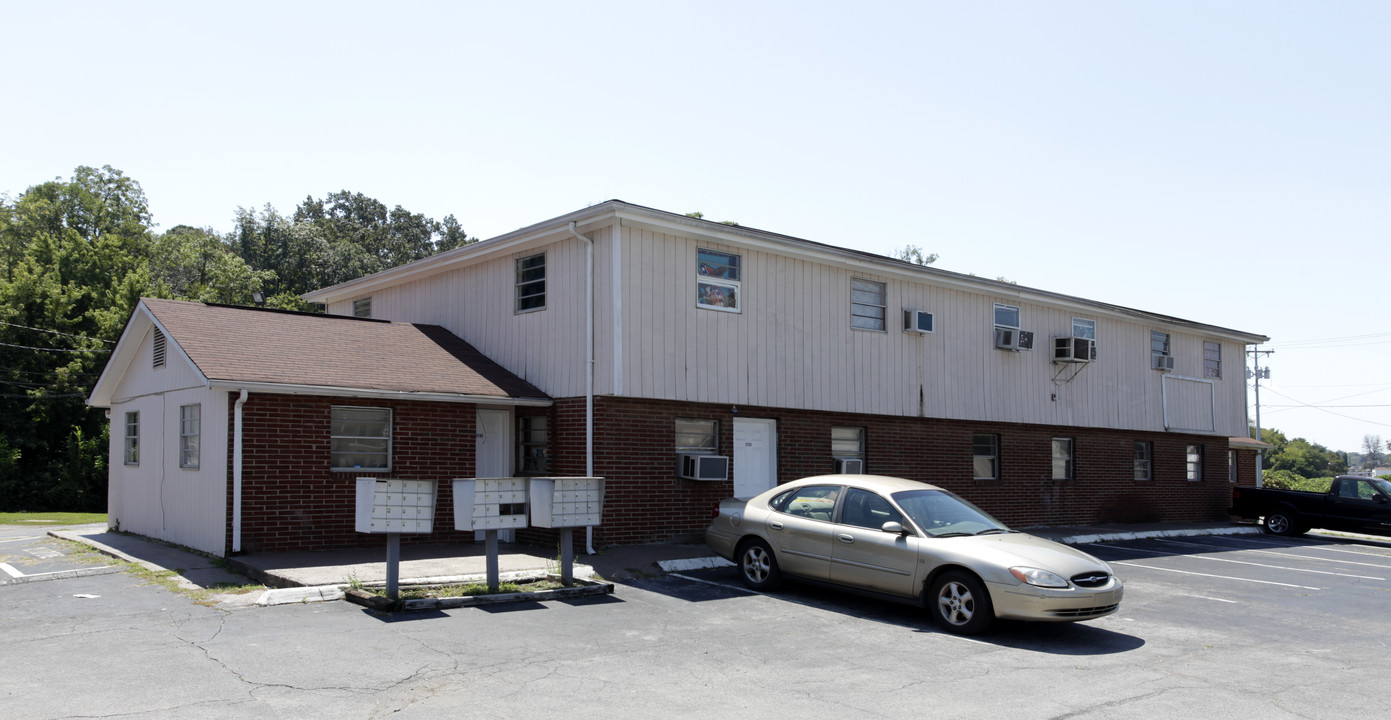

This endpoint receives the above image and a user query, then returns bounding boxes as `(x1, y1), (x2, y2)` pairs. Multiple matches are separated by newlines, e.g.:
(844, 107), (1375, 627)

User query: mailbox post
(354, 478), (437, 600)
(529, 477), (605, 585)
(453, 478), (528, 592)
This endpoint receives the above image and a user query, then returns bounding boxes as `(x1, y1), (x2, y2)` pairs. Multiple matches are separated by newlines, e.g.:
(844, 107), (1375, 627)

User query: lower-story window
(1228, 450), (1239, 483)
(1133, 442), (1152, 481)
(331, 406), (392, 471)
(1187, 444), (1204, 481)
(124, 411), (139, 466)
(1051, 438), (1073, 481)
(973, 434), (999, 480)
(519, 415), (549, 475)
(179, 404), (200, 469)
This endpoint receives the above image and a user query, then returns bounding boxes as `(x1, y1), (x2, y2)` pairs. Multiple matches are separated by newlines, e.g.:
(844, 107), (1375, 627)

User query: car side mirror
(881, 521), (907, 535)
(1375, 494), (1388, 505)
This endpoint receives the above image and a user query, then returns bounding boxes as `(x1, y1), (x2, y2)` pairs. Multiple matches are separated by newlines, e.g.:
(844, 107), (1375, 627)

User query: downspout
(567, 222), (597, 555)
(232, 389), (248, 553)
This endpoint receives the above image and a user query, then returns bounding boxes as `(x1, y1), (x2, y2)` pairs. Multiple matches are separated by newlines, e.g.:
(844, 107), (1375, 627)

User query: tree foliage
(1258, 427), (1348, 481)
(895, 244), (939, 266)
(1, 167), (477, 511)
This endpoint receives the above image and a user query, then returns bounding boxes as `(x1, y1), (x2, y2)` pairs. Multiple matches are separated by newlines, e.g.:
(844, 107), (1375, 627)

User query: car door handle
(837, 534), (855, 544)
(768, 520), (784, 530)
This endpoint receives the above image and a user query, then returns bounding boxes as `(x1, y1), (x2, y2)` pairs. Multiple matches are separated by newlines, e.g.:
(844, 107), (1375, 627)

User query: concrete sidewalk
(52, 520), (1269, 606)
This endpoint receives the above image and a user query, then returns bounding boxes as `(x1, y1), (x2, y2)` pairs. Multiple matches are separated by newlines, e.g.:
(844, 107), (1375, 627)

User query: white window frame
(1051, 437), (1073, 481)
(124, 411), (139, 466)
(331, 406), (393, 472)
(179, 404), (200, 469)
(1133, 441), (1152, 481)
(832, 426), (866, 464)
(973, 434), (999, 481)
(851, 278), (887, 331)
(1187, 444), (1204, 482)
(1203, 340), (1222, 378)
(1228, 449), (1239, 483)
(994, 303), (1020, 330)
(1151, 330), (1171, 357)
(675, 418), (719, 454)
(696, 248), (741, 313)
(352, 297), (372, 318)
(1073, 318), (1096, 340)
(515, 253), (546, 313)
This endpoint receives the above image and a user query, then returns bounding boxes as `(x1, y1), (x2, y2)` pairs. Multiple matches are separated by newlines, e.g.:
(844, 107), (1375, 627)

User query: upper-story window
(353, 297), (372, 318)
(1073, 318), (1095, 340)
(516, 254), (546, 313)
(697, 249), (741, 312)
(1151, 331), (1171, 356)
(994, 304), (1020, 330)
(1204, 341), (1222, 378)
(851, 278), (886, 331)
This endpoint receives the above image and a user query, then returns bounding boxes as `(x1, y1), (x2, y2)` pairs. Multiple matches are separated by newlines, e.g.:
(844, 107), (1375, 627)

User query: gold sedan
(705, 475), (1123, 635)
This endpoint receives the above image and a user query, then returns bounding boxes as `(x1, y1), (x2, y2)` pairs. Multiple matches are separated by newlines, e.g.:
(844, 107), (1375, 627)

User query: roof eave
(205, 380), (552, 407)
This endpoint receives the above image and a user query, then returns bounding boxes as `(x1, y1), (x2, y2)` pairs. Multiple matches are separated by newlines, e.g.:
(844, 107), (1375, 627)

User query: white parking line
(0, 563), (22, 578)
(1175, 553), (1382, 581)
(1153, 537), (1391, 570)
(1114, 561), (1322, 590)
(0, 536), (41, 544)
(1183, 594), (1238, 604)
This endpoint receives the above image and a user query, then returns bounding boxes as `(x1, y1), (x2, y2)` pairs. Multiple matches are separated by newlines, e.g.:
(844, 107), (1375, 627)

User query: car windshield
(891, 489), (1011, 538)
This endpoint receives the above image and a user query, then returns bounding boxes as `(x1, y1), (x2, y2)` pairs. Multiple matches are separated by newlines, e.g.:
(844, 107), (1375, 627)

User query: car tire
(736, 539), (782, 591)
(930, 570), (994, 635)
(1263, 511), (1304, 537)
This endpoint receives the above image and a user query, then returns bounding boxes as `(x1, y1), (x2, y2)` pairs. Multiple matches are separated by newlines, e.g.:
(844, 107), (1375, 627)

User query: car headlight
(1009, 566), (1069, 588)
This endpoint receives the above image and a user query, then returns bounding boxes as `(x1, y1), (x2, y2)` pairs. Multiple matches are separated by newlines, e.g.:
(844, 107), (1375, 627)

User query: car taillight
(711, 504), (721, 519)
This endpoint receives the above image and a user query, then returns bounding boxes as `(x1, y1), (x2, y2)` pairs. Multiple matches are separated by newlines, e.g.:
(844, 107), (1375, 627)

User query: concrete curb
(1051, 526), (1265, 546)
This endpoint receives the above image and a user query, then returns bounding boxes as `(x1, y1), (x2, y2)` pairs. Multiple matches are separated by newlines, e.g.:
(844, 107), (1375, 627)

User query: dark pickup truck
(1230, 475), (1391, 537)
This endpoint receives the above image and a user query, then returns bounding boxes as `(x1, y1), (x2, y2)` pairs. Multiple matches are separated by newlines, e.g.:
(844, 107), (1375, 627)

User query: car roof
(781, 474), (946, 494)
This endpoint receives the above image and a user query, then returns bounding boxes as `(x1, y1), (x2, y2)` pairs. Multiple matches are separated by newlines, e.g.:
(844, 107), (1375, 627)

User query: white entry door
(476, 408), (514, 541)
(733, 418), (777, 499)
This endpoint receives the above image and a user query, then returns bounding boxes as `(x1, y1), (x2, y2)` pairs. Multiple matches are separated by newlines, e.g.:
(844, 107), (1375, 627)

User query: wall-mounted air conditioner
(994, 327), (1019, 351)
(1152, 354), (1176, 371)
(903, 309), (934, 334)
(676, 454), (729, 481)
(836, 458), (865, 474)
(1052, 337), (1095, 363)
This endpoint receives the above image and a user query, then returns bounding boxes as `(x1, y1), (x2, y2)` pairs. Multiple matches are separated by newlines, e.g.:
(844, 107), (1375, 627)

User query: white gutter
(205, 381), (552, 407)
(232, 389), (247, 553)
(568, 221), (597, 555)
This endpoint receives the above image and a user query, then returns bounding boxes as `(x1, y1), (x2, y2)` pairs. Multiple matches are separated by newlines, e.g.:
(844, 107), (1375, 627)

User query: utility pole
(1248, 348), (1274, 487)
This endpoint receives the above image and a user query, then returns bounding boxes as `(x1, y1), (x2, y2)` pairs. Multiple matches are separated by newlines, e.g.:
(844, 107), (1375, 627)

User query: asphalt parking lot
(4, 526), (1390, 719)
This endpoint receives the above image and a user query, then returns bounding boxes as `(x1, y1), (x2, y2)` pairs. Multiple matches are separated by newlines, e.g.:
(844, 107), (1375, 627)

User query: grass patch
(362, 577), (566, 600)
(0, 512), (107, 526)
(49, 537), (265, 607)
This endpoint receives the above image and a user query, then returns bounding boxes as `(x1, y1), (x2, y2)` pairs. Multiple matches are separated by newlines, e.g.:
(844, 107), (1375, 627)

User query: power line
(0, 320), (115, 344)
(0, 341), (110, 353)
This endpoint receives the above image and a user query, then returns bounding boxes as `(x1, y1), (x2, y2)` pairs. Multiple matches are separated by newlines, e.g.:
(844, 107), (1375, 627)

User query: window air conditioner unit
(836, 458), (865, 474)
(903, 309), (934, 334)
(994, 327), (1019, 351)
(676, 454), (729, 482)
(1152, 353), (1176, 372)
(1052, 337), (1095, 363)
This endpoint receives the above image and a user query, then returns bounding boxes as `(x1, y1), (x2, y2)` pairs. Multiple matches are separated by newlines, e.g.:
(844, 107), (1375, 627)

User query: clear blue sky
(4, 1), (1388, 455)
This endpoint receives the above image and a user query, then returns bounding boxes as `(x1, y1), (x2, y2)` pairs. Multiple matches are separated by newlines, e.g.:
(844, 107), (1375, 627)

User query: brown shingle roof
(142, 298), (547, 401)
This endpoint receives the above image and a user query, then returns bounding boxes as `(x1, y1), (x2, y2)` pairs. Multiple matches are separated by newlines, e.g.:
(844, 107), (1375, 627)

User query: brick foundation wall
(225, 393), (482, 555)
(535, 396), (1260, 547)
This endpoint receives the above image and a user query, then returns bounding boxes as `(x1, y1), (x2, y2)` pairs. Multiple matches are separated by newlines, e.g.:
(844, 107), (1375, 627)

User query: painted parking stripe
(1156, 538), (1391, 571)
(1142, 539), (1384, 580)
(0, 536), (42, 543)
(0, 563), (22, 578)
(0, 566), (119, 584)
(1183, 594), (1239, 604)
(1113, 562), (1322, 591)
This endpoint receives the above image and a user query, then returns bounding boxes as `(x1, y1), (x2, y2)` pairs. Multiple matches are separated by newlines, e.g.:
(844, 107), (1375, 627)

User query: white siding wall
(106, 327), (227, 555)
(327, 222), (1250, 438)
(616, 226), (1250, 437)
(327, 229), (605, 398)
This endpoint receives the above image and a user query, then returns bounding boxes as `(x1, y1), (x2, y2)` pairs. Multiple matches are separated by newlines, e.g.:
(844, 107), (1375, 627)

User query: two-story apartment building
(91, 200), (1267, 557)
(304, 201), (1267, 546)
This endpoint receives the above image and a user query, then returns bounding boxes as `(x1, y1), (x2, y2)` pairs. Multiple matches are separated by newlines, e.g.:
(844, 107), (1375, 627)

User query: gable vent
(152, 329), (166, 369)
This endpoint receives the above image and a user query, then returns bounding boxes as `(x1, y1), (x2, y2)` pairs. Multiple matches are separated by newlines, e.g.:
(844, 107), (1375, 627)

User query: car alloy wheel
(931, 570), (993, 635)
(737, 539), (782, 591)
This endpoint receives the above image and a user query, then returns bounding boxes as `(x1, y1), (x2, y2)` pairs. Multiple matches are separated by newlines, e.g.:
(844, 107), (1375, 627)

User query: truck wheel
(1263, 511), (1303, 537)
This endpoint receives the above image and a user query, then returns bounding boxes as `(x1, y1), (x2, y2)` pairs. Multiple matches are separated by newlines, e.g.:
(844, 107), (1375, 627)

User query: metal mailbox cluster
(354, 478), (438, 534)
(454, 477), (605, 531)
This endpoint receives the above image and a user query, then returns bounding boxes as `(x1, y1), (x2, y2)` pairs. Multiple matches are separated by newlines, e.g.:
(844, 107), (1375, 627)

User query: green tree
(0, 166), (153, 511)
(149, 225), (273, 305)
(1259, 427), (1347, 480)
(895, 245), (939, 266)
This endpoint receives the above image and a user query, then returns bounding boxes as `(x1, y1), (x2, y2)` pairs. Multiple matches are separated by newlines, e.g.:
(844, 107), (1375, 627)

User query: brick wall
(225, 393), (482, 555)
(538, 396), (1259, 546)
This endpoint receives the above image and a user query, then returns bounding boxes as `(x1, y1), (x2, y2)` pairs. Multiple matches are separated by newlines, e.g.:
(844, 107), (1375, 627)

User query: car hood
(934, 532), (1112, 577)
